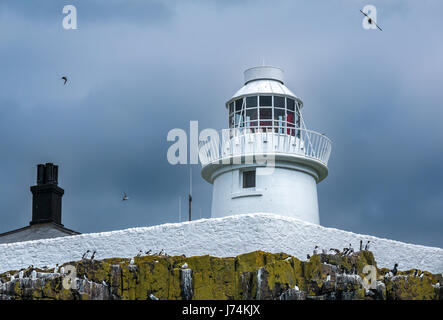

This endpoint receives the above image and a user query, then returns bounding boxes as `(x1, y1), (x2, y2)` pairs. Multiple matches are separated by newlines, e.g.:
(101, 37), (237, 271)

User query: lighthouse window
(245, 108), (258, 128)
(274, 96), (285, 109)
(242, 170), (256, 189)
(229, 102), (234, 113)
(259, 108), (272, 119)
(235, 98), (243, 112)
(259, 95), (272, 107)
(246, 96), (257, 108)
(287, 111), (295, 124)
(234, 113), (244, 127)
(287, 98), (295, 111)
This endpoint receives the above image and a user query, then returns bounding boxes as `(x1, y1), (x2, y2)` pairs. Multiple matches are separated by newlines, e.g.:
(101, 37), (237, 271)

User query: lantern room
(226, 66), (303, 136)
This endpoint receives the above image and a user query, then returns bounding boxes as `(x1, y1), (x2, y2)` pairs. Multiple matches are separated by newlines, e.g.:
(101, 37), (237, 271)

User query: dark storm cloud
(0, 0), (442, 247)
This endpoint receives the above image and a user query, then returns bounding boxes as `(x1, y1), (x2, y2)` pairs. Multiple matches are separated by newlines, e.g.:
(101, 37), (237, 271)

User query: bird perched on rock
(90, 251), (96, 260)
(330, 248), (340, 254)
(313, 246), (319, 255)
(149, 294), (159, 300)
(82, 250), (90, 260)
(136, 250), (143, 257)
(351, 264), (357, 275)
(145, 250), (152, 255)
(391, 263), (398, 276)
(346, 244), (354, 256)
(326, 273), (331, 282)
(306, 254), (311, 260)
(359, 240), (363, 251)
(181, 263), (188, 269)
(61, 76), (68, 85)
(364, 241), (371, 251)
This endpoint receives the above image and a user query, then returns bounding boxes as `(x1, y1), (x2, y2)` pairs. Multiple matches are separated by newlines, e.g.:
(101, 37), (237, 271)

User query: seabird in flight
(360, 10), (383, 31)
(61, 76), (68, 85)
(122, 192), (129, 201)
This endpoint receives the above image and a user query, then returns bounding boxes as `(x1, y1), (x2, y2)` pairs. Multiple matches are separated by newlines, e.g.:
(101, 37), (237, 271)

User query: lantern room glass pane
(274, 96), (285, 109)
(229, 102), (234, 114)
(235, 98), (243, 112)
(286, 111), (295, 124)
(246, 108), (257, 120)
(286, 111), (295, 136)
(259, 95), (272, 107)
(234, 113), (244, 127)
(274, 108), (285, 133)
(259, 108), (272, 127)
(246, 96), (257, 108)
(287, 98), (295, 111)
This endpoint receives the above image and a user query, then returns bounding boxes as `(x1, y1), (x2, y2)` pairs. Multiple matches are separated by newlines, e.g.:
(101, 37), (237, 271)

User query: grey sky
(0, 0), (442, 247)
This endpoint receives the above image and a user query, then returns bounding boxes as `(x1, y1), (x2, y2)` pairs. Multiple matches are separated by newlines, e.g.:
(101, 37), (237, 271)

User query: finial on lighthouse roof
(244, 66), (284, 85)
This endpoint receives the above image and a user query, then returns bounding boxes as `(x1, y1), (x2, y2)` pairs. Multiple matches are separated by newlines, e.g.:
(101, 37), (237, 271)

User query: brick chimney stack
(30, 163), (64, 226)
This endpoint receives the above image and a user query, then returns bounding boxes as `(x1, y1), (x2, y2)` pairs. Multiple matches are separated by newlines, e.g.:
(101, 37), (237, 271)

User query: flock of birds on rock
(78, 248), (170, 265)
(306, 240), (371, 260)
(305, 240), (434, 281)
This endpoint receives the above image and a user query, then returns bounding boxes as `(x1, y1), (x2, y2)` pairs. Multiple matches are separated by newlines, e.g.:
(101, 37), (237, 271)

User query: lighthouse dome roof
(228, 66), (302, 104)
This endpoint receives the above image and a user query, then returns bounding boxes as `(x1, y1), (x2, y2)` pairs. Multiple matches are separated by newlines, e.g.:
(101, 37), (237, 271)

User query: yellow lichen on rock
(0, 250), (441, 300)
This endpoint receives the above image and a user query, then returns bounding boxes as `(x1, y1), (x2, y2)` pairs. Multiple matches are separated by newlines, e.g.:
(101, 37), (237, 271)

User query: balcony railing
(199, 127), (332, 167)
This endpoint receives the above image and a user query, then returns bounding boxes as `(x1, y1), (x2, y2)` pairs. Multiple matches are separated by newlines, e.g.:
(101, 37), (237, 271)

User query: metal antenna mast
(178, 196), (181, 222)
(188, 166), (192, 221)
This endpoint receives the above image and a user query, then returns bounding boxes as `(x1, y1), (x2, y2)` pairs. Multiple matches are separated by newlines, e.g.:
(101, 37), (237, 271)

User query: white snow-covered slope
(0, 213), (442, 274)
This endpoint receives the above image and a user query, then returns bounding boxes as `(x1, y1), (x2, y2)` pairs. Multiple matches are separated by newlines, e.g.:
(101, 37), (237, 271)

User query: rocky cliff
(0, 250), (441, 300)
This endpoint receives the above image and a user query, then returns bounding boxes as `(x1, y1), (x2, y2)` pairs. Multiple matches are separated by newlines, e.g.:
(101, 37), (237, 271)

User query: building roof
(227, 66), (303, 106)
(0, 222), (80, 244)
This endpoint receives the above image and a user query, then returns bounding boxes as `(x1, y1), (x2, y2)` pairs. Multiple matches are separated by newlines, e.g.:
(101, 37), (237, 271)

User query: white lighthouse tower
(199, 66), (331, 224)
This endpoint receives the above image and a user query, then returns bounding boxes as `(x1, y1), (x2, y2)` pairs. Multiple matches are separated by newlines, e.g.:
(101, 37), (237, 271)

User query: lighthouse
(199, 66), (331, 224)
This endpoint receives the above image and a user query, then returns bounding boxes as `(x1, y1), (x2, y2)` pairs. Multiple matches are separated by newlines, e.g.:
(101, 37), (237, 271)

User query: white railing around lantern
(199, 127), (332, 167)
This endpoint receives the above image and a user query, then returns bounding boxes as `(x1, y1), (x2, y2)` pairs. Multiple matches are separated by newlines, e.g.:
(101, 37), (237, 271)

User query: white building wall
(211, 165), (320, 224)
(0, 213), (442, 275)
